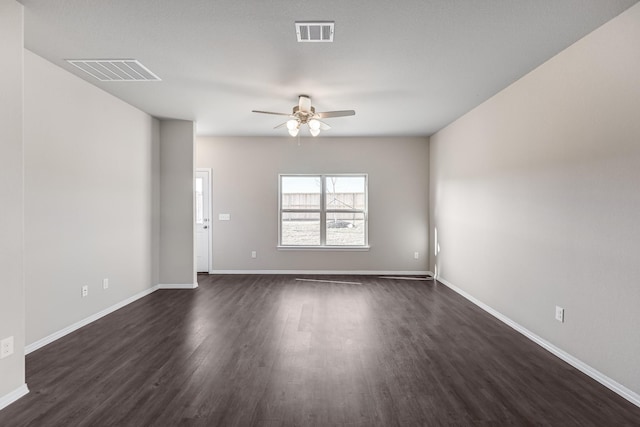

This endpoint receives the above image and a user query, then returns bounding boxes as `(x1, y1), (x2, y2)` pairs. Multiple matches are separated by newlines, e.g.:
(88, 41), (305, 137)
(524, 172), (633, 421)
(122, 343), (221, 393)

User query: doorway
(195, 169), (212, 273)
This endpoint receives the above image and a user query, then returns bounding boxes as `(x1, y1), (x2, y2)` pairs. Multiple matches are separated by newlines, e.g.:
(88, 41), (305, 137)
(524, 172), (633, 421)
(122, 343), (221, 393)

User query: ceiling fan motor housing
(292, 106), (315, 124)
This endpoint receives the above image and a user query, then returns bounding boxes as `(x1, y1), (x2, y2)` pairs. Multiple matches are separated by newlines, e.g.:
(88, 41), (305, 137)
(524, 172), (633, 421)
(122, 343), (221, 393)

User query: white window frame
(278, 174), (369, 250)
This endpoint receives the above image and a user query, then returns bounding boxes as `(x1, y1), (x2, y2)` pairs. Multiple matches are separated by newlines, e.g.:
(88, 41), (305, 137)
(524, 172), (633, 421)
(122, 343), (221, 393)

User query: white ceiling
(19, 0), (638, 137)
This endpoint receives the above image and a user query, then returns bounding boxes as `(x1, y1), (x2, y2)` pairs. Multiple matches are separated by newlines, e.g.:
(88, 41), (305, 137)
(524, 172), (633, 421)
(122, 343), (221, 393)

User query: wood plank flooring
(1, 274), (639, 426)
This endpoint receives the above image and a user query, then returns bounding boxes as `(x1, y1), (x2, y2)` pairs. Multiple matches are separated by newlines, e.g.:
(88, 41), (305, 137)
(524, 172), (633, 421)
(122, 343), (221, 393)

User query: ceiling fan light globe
(309, 128), (320, 137)
(308, 119), (321, 130)
(288, 128), (300, 137)
(286, 119), (299, 130)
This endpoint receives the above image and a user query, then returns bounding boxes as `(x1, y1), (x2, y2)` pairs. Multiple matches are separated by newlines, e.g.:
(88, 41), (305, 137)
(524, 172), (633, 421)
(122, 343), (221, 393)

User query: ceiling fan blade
(317, 110), (356, 118)
(252, 110), (291, 116)
(274, 122), (288, 129)
(317, 120), (331, 130)
(298, 95), (312, 113)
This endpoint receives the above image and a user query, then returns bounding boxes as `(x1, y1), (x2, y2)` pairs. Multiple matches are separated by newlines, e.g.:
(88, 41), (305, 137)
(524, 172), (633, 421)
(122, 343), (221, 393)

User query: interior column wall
(159, 120), (196, 286)
(0, 0), (26, 400)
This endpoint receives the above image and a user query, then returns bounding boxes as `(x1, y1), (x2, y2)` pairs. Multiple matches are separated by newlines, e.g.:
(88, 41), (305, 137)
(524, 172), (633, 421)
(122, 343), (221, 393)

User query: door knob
(203, 225), (208, 229)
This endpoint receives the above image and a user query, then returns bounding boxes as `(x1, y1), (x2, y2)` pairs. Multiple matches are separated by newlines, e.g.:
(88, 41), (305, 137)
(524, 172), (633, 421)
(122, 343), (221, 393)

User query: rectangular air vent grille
(66, 59), (161, 82)
(295, 21), (334, 42)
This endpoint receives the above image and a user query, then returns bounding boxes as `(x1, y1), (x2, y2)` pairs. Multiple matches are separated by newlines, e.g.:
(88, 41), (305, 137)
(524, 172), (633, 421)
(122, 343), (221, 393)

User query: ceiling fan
(252, 95), (355, 137)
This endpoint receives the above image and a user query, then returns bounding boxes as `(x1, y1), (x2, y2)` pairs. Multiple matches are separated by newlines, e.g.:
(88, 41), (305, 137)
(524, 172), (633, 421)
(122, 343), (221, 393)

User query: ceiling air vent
(295, 21), (334, 42)
(66, 59), (161, 82)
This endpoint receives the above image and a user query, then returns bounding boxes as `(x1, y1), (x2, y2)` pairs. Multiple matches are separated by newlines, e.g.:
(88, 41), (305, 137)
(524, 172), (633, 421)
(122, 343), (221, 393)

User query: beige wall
(429, 3), (640, 395)
(0, 0), (26, 399)
(159, 120), (196, 285)
(196, 136), (429, 272)
(24, 50), (160, 344)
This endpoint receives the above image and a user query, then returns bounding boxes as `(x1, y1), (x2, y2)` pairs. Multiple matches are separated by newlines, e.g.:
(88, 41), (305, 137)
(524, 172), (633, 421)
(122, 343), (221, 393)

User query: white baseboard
(157, 283), (198, 289)
(25, 285), (160, 355)
(208, 270), (431, 275)
(436, 275), (640, 408)
(26, 282), (199, 354)
(0, 384), (29, 411)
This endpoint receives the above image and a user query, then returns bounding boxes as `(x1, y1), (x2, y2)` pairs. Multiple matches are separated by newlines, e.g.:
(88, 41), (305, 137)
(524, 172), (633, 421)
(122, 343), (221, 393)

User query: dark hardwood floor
(1, 274), (639, 426)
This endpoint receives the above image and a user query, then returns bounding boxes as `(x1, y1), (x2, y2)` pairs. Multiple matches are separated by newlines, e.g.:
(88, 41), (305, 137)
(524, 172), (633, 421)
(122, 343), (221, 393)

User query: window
(279, 174), (368, 248)
(195, 176), (204, 224)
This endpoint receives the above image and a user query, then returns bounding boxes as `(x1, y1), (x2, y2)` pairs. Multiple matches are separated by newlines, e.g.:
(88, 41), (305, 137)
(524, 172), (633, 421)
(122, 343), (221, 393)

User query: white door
(195, 169), (211, 273)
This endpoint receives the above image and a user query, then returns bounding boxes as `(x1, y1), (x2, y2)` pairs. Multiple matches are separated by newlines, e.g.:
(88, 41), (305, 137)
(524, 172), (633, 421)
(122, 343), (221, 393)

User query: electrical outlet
(82, 285), (89, 297)
(103, 278), (109, 290)
(0, 336), (14, 359)
(555, 306), (564, 323)
(251, 251), (257, 259)
(414, 252), (419, 259)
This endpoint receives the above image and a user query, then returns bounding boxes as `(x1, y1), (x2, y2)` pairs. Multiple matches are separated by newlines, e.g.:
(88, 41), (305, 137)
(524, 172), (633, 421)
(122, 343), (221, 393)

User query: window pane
(281, 212), (320, 246)
(195, 178), (204, 224)
(325, 176), (365, 210)
(282, 176), (321, 210)
(326, 212), (365, 246)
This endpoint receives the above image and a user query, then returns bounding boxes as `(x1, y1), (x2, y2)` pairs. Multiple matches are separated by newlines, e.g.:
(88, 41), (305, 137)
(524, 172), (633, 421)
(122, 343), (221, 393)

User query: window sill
(277, 245), (370, 251)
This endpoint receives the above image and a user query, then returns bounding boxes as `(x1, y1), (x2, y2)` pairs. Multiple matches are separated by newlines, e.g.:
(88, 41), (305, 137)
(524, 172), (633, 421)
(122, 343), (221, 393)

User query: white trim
(196, 168), (213, 274)
(277, 245), (370, 251)
(25, 286), (160, 354)
(157, 283), (198, 289)
(25, 282), (200, 355)
(436, 275), (640, 408)
(208, 270), (430, 275)
(0, 384), (29, 411)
